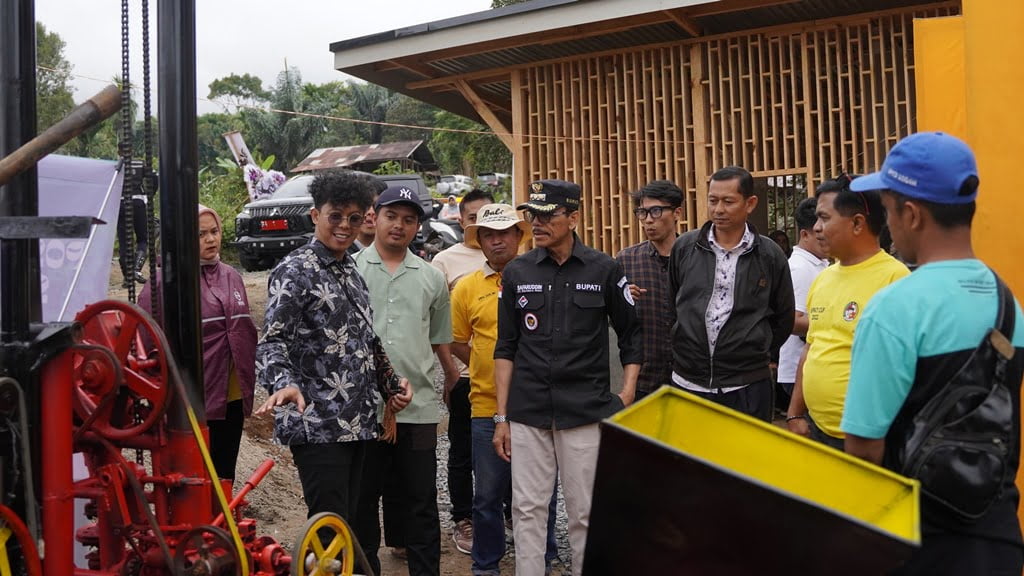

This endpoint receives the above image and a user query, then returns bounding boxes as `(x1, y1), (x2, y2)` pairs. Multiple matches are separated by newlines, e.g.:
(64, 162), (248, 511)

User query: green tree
(208, 73), (269, 111)
(381, 94), (437, 144)
(342, 81), (397, 144)
(35, 22), (75, 132)
(196, 112), (243, 168)
(429, 110), (511, 176)
(303, 80), (362, 146)
(242, 67), (327, 171)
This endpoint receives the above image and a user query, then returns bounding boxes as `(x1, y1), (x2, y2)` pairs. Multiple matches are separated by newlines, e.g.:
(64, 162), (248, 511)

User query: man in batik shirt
(256, 169), (411, 526)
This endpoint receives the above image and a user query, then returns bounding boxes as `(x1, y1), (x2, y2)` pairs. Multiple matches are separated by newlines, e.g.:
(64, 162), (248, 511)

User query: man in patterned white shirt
(668, 166), (794, 421)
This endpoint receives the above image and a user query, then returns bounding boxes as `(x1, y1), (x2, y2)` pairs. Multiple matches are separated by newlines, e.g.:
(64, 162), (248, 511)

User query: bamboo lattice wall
(513, 2), (958, 256)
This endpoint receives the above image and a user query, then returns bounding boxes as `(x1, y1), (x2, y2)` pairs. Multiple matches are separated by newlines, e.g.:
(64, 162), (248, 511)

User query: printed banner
(37, 154), (123, 321)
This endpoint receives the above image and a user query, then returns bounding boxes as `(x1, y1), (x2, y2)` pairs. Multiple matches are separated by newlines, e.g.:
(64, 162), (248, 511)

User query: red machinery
(0, 0), (367, 575)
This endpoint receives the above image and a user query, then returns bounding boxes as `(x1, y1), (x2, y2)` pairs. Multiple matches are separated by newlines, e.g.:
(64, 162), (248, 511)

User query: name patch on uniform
(575, 283), (602, 292)
(516, 283), (544, 293)
(524, 312), (539, 331)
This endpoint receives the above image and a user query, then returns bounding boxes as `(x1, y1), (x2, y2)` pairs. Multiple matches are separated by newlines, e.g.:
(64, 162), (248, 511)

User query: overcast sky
(35, 0), (490, 115)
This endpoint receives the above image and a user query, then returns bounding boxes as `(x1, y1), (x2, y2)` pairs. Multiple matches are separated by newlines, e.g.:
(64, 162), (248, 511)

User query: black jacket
(668, 221), (794, 388)
(495, 235), (643, 429)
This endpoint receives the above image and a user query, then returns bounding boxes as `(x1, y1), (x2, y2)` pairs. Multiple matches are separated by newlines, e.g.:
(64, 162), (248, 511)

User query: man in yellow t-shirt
(786, 177), (909, 448)
(451, 204), (558, 573)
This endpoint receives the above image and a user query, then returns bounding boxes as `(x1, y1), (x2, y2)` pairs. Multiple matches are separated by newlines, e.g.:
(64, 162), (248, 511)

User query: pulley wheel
(292, 513), (356, 576)
(73, 300), (170, 440)
(174, 524), (242, 576)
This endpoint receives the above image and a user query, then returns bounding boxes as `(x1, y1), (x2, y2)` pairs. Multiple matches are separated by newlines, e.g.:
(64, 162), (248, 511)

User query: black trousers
(354, 423), (440, 576)
(680, 378), (774, 422)
(892, 533), (1024, 576)
(290, 441), (367, 525)
(207, 400), (245, 481)
(448, 377), (473, 524)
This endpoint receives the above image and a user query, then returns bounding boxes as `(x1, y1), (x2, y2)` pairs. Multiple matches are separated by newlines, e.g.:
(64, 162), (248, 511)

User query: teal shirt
(842, 259), (1024, 439)
(355, 244), (452, 424)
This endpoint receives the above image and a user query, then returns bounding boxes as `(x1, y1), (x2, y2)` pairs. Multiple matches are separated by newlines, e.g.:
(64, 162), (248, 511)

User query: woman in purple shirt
(141, 204), (258, 483)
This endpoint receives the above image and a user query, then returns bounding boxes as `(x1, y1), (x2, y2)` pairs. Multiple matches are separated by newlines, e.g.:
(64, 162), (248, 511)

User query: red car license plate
(260, 219), (288, 231)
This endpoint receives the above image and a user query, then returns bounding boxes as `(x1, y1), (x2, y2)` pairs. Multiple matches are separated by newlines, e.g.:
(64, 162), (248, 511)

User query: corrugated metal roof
(332, 0), (958, 125)
(291, 140), (435, 173)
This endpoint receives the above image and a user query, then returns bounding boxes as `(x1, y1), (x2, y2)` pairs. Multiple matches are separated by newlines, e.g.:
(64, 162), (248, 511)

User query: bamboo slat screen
(513, 2), (958, 256)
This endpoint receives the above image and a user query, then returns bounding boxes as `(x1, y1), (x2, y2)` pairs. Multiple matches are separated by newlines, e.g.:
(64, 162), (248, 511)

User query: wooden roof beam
(377, 58), (437, 79)
(454, 79), (513, 151)
(663, 9), (702, 37)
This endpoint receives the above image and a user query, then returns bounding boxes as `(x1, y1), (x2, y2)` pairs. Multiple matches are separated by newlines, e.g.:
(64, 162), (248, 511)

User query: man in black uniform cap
(492, 179), (642, 576)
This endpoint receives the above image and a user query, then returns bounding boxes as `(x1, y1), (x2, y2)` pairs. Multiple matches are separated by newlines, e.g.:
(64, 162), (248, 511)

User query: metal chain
(119, 0), (137, 305)
(119, 0), (147, 466)
(141, 0), (160, 323)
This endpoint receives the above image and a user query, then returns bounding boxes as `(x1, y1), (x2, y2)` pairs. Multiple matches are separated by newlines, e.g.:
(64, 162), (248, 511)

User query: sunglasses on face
(523, 210), (568, 224)
(633, 205), (673, 220)
(323, 212), (365, 227)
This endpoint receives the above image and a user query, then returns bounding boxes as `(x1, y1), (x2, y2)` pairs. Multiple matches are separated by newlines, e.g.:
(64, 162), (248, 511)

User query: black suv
(234, 172), (433, 271)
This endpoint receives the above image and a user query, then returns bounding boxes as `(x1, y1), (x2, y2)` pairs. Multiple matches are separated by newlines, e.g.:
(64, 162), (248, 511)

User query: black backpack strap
(992, 270), (1016, 339)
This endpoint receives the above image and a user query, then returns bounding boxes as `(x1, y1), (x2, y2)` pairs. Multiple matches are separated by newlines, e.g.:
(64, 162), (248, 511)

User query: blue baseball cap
(850, 132), (978, 204)
(375, 183), (425, 218)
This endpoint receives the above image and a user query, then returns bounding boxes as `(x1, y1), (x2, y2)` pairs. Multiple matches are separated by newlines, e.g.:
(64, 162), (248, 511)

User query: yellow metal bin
(582, 387), (920, 575)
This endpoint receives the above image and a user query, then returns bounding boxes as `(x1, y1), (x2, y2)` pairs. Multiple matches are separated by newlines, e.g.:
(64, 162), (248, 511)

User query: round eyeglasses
(325, 212), (365, 227)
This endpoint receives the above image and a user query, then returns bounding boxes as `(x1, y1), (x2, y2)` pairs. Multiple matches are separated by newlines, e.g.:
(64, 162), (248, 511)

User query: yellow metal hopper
(582, 386), (920, 575)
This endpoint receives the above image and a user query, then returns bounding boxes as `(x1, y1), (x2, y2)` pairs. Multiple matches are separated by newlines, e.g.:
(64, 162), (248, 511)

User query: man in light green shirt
(352, 182), (457, 576)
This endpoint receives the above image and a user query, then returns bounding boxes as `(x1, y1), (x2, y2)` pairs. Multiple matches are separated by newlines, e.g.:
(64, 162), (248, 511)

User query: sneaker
(452, 519), (473, 555)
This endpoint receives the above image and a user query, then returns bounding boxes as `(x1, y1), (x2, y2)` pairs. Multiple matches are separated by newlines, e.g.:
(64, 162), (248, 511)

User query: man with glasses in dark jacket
(668, 166), (794, 421)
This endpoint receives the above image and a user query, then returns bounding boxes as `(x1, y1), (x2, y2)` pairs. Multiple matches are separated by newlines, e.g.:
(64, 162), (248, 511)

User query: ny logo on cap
(399, 187), (413, 200)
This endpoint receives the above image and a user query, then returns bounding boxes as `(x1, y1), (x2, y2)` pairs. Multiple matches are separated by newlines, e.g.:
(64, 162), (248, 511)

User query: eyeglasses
(633, 205), (673, 220)
(523, 210), (568, 224)
(324, 212), (365, 227)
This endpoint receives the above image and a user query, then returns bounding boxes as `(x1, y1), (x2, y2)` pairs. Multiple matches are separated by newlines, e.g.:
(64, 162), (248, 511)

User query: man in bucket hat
(493, 180), (642, 576)
(842, 132), (1024, 575)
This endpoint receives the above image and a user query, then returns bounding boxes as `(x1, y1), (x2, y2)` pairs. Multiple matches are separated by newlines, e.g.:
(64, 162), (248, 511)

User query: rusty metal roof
(331, 0), (959, 126)
(291, 140), (436, 173)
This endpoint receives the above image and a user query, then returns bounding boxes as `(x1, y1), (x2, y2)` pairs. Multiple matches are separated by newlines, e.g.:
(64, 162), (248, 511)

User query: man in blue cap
(493, 179), (641, 576)
(843, 132), (1024, 575)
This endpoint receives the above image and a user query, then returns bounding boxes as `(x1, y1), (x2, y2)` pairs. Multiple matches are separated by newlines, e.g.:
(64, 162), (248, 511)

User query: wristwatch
(493, 414), (508, 424)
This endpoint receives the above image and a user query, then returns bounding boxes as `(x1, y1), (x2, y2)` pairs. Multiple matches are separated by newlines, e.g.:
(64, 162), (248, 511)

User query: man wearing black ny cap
(354, 183), (458, 576)
(492, 179), (641, 576)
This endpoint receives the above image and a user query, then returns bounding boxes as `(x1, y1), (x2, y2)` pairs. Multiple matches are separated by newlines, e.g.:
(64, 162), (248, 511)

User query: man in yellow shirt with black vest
(786, 175), (909, 448)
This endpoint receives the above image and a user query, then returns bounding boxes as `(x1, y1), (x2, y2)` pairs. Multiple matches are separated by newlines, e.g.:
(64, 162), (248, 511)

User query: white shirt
(673, 224), (754, 395)
(776, 244), (830, 383)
